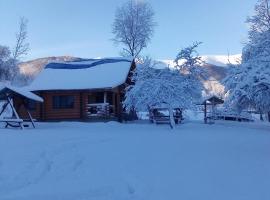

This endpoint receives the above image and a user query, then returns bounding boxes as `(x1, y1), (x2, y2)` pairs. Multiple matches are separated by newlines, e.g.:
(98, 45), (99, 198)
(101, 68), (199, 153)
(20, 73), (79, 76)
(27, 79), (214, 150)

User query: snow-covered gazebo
(201, 96), (224, 124)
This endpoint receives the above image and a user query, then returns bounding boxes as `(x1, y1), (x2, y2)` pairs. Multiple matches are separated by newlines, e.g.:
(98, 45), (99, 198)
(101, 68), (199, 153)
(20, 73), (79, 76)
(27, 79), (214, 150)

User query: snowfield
(0, 121), (270, 200)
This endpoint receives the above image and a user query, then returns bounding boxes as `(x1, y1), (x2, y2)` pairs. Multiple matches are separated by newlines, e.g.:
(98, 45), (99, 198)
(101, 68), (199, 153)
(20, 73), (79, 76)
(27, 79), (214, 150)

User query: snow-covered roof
(202, 95), (224, 105)
(27, 57), (134, 91)
(0, 84), (44, 102)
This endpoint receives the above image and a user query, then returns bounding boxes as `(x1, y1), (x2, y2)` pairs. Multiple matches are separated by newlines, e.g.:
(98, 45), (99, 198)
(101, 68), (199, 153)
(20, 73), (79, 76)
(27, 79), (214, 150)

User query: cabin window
(26, 100), (37, 111)
(53, 96), (75, 109)
(88, 92), (104, 104)
(107, 92), (113, 104)
(88, 92), (113, 104)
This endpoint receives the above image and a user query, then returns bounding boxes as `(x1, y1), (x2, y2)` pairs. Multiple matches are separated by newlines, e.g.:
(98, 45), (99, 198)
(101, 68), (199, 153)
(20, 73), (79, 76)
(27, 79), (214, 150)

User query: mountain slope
(19, 56), (81, 77)
(158, 55), (241, 96)
(19, 55), (241, 96)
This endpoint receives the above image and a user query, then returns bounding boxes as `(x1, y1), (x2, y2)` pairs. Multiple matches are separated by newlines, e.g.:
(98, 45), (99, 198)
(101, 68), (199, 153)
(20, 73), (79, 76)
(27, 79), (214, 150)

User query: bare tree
(112, 0), (156, 58)
(13, 17), (30, 60)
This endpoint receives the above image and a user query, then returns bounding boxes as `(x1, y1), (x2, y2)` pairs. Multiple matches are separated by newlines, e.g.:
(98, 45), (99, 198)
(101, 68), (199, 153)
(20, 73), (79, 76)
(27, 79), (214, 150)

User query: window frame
(52, 95), (75, 109)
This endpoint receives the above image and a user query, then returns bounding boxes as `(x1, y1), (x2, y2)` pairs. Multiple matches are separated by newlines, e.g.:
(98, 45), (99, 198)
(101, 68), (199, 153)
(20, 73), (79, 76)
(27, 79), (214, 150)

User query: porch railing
(86, 103), (114, 118)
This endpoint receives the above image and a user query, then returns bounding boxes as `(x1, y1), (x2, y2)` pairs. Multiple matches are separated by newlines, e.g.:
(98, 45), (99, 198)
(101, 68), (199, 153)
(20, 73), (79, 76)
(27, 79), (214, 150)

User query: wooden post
(204, 102), (207, 124)
(116, 91), (122, 122)
(7, 97), (19, 118)
(7, 96), (24, 129)
(79, 92), (83, 119)
(40, 92), (45, 121)
(103, 92), (108, 118)
(0, 102), (9, 117)
(24, 102), (35, 128)
(112, 92), (116, 116)
(103, 92), (107, 103)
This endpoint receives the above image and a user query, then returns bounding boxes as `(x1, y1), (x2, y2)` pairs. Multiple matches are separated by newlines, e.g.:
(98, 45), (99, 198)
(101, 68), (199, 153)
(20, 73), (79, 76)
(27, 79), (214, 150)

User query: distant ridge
(19, 56), (81, 76)
(18, 54), (241, 96)
(161, 54), (241, 69)
(156, 54), (241, 96)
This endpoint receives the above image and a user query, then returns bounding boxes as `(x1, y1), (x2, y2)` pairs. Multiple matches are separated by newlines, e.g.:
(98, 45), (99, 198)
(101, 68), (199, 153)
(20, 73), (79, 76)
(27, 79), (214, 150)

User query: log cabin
(14, 57), (136, 122)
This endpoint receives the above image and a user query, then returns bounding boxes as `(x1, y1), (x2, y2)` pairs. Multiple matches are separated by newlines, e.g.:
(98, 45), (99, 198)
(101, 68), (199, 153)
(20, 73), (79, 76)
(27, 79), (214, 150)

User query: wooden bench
(151, 113), (182, 124)
(0, 118), (24, 129)
(154, 115), (170, 124)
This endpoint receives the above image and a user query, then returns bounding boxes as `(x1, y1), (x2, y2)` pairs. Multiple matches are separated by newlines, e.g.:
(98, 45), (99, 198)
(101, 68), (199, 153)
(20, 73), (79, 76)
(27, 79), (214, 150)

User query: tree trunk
(268, 112), (270, 123)
(129, 108), (138, 120)
(260, 112), (264, 121)
(204, 103), (207, 124)
(169, 107), (175, 129)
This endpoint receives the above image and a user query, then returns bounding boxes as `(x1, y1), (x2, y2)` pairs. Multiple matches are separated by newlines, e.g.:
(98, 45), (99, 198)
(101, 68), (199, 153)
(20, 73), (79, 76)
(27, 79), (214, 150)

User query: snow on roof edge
(46, 56), (134, 66)
(0, 83), (44, 102)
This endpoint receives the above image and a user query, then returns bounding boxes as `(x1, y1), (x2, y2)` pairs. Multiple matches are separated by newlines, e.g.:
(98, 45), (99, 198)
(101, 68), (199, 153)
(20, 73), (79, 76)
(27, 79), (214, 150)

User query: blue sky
(0, 0), (256, 61)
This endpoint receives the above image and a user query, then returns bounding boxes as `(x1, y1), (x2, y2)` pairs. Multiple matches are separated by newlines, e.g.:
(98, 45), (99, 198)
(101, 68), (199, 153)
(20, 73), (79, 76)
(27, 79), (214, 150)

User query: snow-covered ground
(0, 121), (270, 200)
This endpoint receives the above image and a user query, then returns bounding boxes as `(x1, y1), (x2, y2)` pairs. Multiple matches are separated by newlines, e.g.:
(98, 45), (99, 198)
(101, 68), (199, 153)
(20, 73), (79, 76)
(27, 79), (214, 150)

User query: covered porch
(82, 89), (123, 120)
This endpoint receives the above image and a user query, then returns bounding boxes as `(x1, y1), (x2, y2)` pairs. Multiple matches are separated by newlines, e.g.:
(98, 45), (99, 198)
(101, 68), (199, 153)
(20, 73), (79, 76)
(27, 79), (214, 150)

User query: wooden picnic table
(0, 118), (24, 129)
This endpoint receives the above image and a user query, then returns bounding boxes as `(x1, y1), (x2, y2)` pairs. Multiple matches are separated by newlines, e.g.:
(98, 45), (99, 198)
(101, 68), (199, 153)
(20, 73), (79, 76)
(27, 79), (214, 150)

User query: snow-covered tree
(224, 0), (270, 120)
(174, 42), (205, 79)
(112, 0), (155, 58)
(0, 45), (18, 82)
(246, 0), (270, 39)
(0, 17), (30, 84)
(124, 58), (202, 114)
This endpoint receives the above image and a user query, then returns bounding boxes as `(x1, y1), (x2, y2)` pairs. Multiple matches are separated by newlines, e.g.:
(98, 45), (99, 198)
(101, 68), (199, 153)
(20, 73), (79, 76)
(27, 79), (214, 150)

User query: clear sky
(0, 0), (257, 61)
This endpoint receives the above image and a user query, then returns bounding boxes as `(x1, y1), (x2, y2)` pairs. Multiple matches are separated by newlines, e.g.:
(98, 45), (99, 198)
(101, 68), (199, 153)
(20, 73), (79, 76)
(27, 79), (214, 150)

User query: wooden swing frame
(0, 86), (43, 129)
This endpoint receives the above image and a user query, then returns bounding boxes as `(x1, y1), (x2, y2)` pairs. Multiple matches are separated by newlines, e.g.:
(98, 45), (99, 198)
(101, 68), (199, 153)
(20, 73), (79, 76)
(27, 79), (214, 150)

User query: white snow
(201, 54), (242, 66)
(0, 84), (43, 102)
(159, 54), (242, 69)
(0, 121), (269, 200)
(26, 58), (133, 91)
